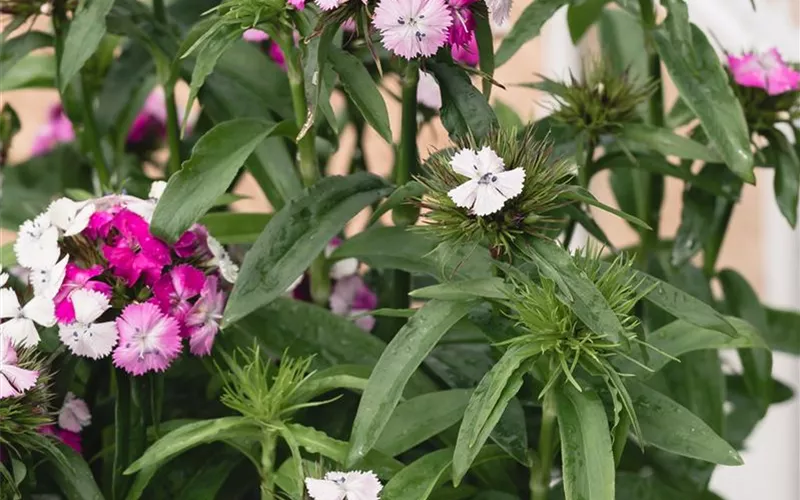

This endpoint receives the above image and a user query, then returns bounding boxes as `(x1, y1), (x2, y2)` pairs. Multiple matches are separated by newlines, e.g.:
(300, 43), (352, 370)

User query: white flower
(305, 471), (383, 500)
(30, 256), (69, 299)
(486, 0), (511, 26)
(47, 197), (95, 236)
(207, 236), (239, 283)
(0, 288), (56, 347)
(417, 70), (442, 110)
(14, 214), (60, 270)
(58, 392), (92, 432)
(447, 146), (525, 216)
(325, 241), (359, 280)
(148, 180), (168, 201)
(58, 289), (118, 359)
(0, 336), (39, 399)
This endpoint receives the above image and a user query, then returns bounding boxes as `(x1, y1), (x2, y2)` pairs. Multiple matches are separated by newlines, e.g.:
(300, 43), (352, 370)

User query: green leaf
(331, 226), (493, 280)
(627, 380), (741, 465)
(474, 10), (495, 97)
(224, 173), (391, 325)
(764, 307), (800, 354)
(666, 97), (696, 128)
(410, 278), (511, 301)
(766, 129), (800, 227)
(428, 61), (498, 141)
(614, 316), (766, 376)
(59, 0), (115, 89)
(293, 365), (372, 402)
(555, 384), (615, 500)
(615, 471), (683, 500)
(563, 186), (651, 230)
(671, 165), (723, 266)
(493, 101), (523, 130)
(567, 0), (612, 43)
(453, 345), (535, 484)
(0, 54), (56, 91)
(41, 442), (104, 500)
(368, 181), (426, 226)
(125, 417), (257, 474)
(617, 124), (722, 163)
(653, 7), (753, 182)
(328, 48), (392, 143)
(618, 266), (737, 336)
(718, 269), (773, 411)
(151, 119), (290, 242)
(598, 8), (648, 83)
(199, 212), (272, 244)
(376, 389), (472, 456)
(523, 239), (629, 345)
(348, 300), (476, 465)
(495, 0), (570, 67)
(0, 31), (53, 76)
(301, 24), (338, 140)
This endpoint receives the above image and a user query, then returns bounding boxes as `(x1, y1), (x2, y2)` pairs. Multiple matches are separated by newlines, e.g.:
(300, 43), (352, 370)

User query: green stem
(152, 0), (182, 176)
(531, 390), (558, 500)
(277, 29), (330, 305)
(565, 137), (594, 248)
(389, 61), (419, 320)
(612, 413), (631, 465)
(259, 431), (278, 500)
(79, 73), (110, 192)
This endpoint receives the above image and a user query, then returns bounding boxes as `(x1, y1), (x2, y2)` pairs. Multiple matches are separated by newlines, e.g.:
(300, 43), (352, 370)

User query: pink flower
(31, 105), (75, 157)
(54, 264), (112, 324)
(174, 224), (211, 260)
(268, 43), (287, 70)
(329, 275), (378, 331)
(374, 0), (453, 59)
(446, 0), (476, 46)
(40, 425), (83, 454)
(84, 208), (119, 240)
(451, 32), (478, 66)
(152, 264), (206, 330)
(126, 89), (168, 147)
(58, 392), (92, 433)
(102, 210), (171, 286)
(0, 337), (39, 399)
(184, 276), (225, 356)
(728, 48), (800, 96)
(243, 28), (269, 42)
(113, 302), (182, 375)
(288, 0), (305, 9)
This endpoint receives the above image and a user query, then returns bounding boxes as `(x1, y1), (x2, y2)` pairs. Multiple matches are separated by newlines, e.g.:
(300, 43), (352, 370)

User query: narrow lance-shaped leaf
(495, 0), (570, 67)
(567, 0), (612, 43)
(473, 8), (495, 97)
(410, 278), (511, 301)
(617, 123), (722, 163)
(627, 380), (743, 466)
(0, 31), (53, 77)
(223, 173), (392, 325)
(764, 307), (800, 354)
(347, 300), (476, 465)
(428, 61), (498, 141)
(368, 181), (426, 226)
(152, 119), (293, 242)
(59, 0), (115, 90)
(199, 213), (273, 245)
(555, 384), (615, 500)
(765, 129), (800, 227)
(41, 442), (104, 500)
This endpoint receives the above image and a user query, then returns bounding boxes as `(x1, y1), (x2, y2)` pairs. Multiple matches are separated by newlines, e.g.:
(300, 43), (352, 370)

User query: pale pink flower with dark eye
(728, 48), (800, 96)
(0, 337), (39, 399)
(113, 302), (182, 375)
(58, 392), (92, 433)
(451, 31), (478, 66)
(103, 209), (172, 286)
(329, 275), (378, 331)
(31, 104), (75, 157)
(243, 28), (269, 43)
(417, 70), (442, 109)
(374, 0), (453, 59)
(54, 264), (112, 324)
(184, 276), (226, 356)
(152, 264), (206, 330)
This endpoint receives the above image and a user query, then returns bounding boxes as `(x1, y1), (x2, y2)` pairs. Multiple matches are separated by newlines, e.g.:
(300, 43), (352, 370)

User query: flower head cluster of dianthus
(1, 182), (238, 382)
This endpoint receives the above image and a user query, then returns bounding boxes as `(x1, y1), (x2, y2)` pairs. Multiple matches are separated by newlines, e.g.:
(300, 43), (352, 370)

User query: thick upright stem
(277, 30), (330, 305)
(259, 431), (278, 500)
(531, 390), (558, 500)
(79, 74), (109, 192)
(153, 0), (182, 176)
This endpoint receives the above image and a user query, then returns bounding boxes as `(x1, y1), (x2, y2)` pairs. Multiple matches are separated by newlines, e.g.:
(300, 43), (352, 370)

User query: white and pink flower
(113, 302), (182, 375)
(373, 0), (453, 59)
(0, 337), (39, 399)
(728, 48), (800, 96)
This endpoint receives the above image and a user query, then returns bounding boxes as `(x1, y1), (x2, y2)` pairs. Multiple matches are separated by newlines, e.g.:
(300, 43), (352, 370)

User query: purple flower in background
(451, 32), (479, 66)
(126, 88), (168, 147)
(242, 29), (290, 70)
(31, 105), (75, 157)
(330, 275), (378, 331)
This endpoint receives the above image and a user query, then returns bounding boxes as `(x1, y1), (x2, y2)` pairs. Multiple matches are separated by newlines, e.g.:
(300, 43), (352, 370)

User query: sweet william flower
(58, 290), (118, 360)
(305, 470), (383, 500)
(0, 336), (39, 399)
(40, 425), (83, 453)
(207, 235), (239, 283)
(243, 28), (269, 42)
(447, 146), (525, 216)
(113, 302), (182, 375)
(184, 276), (225, 356)
(446, 0), (476, 46)
(486, 0), (511, 26)
(728, 48), (800, 96)
(0, 288), (56, 347)
(58, 392), (92, 433)
(451, 32), (478, 67)
(153, 264), (206, 329)
(29, 256), (69, 300)
(103, 209), (172, 286)
(54, 264), (112, 324)
(329, 275), (378, 331)
(30, 105), (75, 157)
(374, 0), (453, 59)
(14, 214), (60, 271)
(47, 197), (95, 237)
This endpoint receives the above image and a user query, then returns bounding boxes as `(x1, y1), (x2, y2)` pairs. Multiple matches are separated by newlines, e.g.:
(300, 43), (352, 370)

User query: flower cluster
(305, 470), (383, 500)
(372, 0), (490, 62)
(0, 182), (237, 385)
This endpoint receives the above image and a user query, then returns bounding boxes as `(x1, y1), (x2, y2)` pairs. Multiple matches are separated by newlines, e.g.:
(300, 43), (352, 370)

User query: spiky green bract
(214, 0), (286, 27)
(728, 66), (800, 134)
(0, 348), (54, 458)
(418, 127), (575, 257)
(504, 248), (648, 438)
(218, 347), (325, 426)
(547, 64), (655, 138)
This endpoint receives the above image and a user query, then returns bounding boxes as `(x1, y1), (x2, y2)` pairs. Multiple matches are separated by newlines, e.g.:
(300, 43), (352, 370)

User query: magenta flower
(174, 224), (211, 260)
(728, 48), (800, 96)
(451, 32), (478, 66)
(446, 0), (476, 46)
(113, 302), (182, 375)
(54, 264), (112, 324)
(288, 0), (306, 9)
(31, 105), (75, 157)
(329, 275), (378, 331)
(184, 276), (225, 356)
(268, 43), (287, 70)
(40, 425), (83, 454)
(127, 89), (168, 146)
(153, 264), (206, 330)
(103, 210), (171, 286)
(374, 0), (453, 59)
(84, 208), (119, 240)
